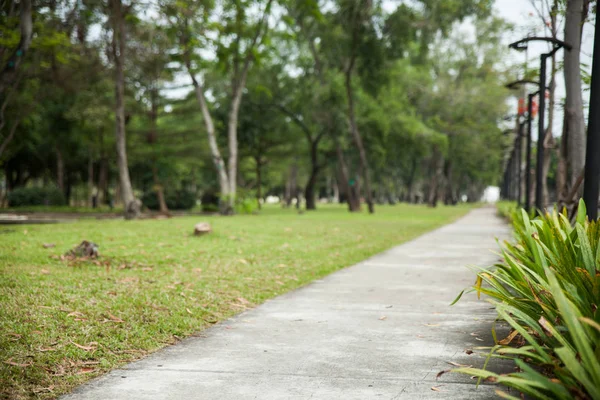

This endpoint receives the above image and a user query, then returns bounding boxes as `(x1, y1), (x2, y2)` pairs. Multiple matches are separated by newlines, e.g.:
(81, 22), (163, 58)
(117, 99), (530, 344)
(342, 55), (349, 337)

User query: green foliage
(7, 187), (66, 207)
(454, 200), (600, 399)
(141, 190), (196, 211)
(235, 193), (259, 215)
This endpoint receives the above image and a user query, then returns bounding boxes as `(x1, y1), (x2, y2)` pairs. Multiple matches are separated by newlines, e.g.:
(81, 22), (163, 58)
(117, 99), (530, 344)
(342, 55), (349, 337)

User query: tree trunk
(0, 120), (18, 159)
(564, 0), (587, 189)
(305, 166), (319, 210)
(557, 113), (569, 206)
(226, 80), (248, 212)
(87, 148), (94, 207)
(444, 160), (456, 205)
(428, 146), (443, 207)
(56, 146), (64, 194)
(255, 157), (262, 210)
(288, 163), (297, 208)
(98, 158), (107, 206)
(0, 0), (32, 96)
(335, 141), (360, 212)
(152, 166), (169, 215)
(406, 157), (417, 203)
(187, 73), (230, 214)
(345, 70), (374, 214)
(148, 85), (169, 216)
(304, 140), (320, 210)
(111, 0), (139, 220)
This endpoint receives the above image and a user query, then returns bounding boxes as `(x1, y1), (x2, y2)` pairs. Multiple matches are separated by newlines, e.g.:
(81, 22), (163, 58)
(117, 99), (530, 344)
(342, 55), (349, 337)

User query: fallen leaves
(431, 386), (445, 392)
(70, 341), (98, 351)
(465, 349), (474, 355)
(102, 313), (124, 323)
(32, 386), (55, 394)
(76, 367), (96, 375)
(436, 370), (450, 380)
(40, 269), (50, 274)
(446, 361), (472, 368)
(4, 358), (32, 367)
(378, 316), (387, 321)
(42, 243), (55, 249)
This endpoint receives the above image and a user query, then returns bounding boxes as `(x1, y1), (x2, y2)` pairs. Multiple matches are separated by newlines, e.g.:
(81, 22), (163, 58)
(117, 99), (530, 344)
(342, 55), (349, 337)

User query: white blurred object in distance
(265, 195), (280, 204)
(481, 186), (500, 203)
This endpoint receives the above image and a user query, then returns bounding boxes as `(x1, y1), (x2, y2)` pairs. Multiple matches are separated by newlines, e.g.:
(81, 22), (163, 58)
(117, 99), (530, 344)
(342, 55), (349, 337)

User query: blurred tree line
(0, 0), (511, 217)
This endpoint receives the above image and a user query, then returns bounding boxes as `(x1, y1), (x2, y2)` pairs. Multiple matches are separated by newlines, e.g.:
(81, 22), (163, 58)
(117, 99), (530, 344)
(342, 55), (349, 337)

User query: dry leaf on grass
(186, 308), (193, 315)
(32, 386), (55, 393)
(4, 358), (32, 367)
(71, 341), (98, 351)
(77, 367), (96, 375)
(102, 313), (124, 323)
(67, 311), (85, 318)
(40, 269), (50, 274)
(42, 243), (55, 249)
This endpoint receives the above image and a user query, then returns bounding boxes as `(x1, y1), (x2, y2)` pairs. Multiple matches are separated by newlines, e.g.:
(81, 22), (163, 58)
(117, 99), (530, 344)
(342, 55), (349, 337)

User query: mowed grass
(0, 203), (474, 399)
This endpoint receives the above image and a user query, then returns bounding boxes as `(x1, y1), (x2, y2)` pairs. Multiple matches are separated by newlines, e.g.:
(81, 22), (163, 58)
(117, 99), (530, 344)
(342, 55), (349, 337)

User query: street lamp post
(508, 37), (570, 214)
(526, 91), (540, 213)
(506, 80), (539, 212)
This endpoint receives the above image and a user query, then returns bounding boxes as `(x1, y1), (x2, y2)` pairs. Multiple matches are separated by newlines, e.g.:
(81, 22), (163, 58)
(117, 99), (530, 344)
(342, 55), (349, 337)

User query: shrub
(452, 200), (600, 399)
(7, 187), (66, 207)
(141, 190), (196, 211)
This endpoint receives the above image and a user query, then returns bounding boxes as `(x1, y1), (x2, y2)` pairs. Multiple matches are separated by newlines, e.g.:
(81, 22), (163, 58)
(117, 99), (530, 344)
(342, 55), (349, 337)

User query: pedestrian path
(63, 207), (511, 400)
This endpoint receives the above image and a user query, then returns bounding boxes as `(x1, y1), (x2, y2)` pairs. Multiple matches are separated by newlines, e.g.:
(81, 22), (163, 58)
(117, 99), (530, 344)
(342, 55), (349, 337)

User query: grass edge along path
(0, 204), (474, 399)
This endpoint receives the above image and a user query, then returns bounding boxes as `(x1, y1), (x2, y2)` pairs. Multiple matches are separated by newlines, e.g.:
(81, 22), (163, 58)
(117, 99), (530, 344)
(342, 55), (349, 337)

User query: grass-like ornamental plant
(453, 200), (600, 399)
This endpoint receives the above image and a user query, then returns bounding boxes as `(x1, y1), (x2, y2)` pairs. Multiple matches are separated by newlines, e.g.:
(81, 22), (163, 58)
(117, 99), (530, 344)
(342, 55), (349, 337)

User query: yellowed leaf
(498, 329), (520, 345)
(475, 275), (483, 299)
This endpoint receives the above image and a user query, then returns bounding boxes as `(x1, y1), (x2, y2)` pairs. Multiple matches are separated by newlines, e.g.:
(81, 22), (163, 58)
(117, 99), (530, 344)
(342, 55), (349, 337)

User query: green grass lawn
(0, 203), (474, 399)
(0, 205), (123, 215)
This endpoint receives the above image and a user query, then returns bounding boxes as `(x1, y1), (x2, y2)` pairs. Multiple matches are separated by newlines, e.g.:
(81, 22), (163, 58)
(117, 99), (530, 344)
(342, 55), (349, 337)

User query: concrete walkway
(63, 207), (511, 400)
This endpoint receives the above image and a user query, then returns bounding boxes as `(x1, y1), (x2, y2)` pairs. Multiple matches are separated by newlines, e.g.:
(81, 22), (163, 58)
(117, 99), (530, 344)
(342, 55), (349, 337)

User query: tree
(563, 0), (589, 195)
(0, 0), (32, 159)
(109, 0), (140, 219)
(165, 0), (274, 214)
